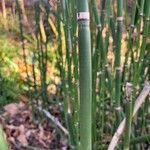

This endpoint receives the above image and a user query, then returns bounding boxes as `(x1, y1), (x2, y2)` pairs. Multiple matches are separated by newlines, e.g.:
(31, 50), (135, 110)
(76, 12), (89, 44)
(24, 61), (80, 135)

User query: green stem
(124, 99), (132, 150)
(114, 0), (123, 127)
(77, 0), (92, 149)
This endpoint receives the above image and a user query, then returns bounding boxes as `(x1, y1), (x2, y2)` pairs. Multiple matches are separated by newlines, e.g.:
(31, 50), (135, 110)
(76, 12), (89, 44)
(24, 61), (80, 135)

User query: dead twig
(38, 107), (69, 136)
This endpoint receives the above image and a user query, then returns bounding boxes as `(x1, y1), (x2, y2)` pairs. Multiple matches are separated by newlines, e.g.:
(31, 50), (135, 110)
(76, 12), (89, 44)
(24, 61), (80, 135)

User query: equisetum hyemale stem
(77, 0), (92, 149)
(114, 0), (123, 127)
(123, 83), (133, 150)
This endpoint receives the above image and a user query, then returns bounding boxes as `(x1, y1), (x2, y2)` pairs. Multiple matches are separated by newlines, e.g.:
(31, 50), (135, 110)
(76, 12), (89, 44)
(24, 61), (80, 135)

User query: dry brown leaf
(6, 125), (17, 130)
(25, 130), (32, 138)
(18, 125), (25, 133)
(18, 101), (26, 109)
(4, 104), (19, 116)
(17, 96), (28, 103)
(8, 137), (16, 145)
(17, 133), (28, 146)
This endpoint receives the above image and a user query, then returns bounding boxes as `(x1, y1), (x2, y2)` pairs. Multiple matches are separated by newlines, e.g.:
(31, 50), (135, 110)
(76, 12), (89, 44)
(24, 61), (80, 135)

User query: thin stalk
(91, 0), (101, 146)
(56, 2), (71, 143)
(105, 65), (113, 100)
(122, 0), (137, 84)
(56, 2), (66, 97)
(62, 0), (73, 96)
(101, 0), (106, 28)
(130, 134), (150, 145)
(114, 0), (123, 127)
(34, 1), (48, 108)
(70, 0), (79, 138)
(16, 0), (30, 83)
(16, 0), (33, 109)
(56, 1), (65, 93)
(138, 0), (150, 76)
(123, 83), (133, 150)
(98, 69), (105, 147)
(61, 0), (78, 147)
(56, 0), (78, 147)
(32, 52), (37, 92)
(131, 0), (145, 89)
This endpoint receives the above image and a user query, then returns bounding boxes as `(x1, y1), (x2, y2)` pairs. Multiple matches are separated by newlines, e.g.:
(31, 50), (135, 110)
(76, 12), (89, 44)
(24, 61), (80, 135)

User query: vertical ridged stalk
(138, 1), (150, 76)
(124, 83), (133, 150)
(70, 0), (79, 139)
(77, 0), (92, 149)
(32, 52), (37, 92)
(34, 1), (48, 107)
(114, 0), (123, 126)
(16, 0), (30, 82)
(61, 0), (78, 147)
(57, 3), (76, 146)
(99, 69), (105, 147)
(122, 0), (137, 84)
(91, 0), (101, 146)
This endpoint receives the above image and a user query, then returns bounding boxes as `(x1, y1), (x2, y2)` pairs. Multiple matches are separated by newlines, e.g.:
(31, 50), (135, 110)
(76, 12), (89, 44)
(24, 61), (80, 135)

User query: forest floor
(0, 100), (68, 150)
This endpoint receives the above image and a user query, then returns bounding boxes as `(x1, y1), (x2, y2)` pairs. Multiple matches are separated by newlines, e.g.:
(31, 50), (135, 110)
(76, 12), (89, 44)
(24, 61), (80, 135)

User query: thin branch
(38, 107), (69, 135)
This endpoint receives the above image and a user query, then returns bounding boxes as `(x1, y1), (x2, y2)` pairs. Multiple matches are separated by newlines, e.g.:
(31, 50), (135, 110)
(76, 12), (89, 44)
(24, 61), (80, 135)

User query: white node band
(117, 16), (124, 21)
(77, 12), (90, 21)
(97, 24), (101, 28)
(115, 106), (122, 111)
(146, 18), (150, 21)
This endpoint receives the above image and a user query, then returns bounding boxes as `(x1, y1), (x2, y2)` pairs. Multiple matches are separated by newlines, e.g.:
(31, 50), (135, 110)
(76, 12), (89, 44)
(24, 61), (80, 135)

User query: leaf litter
(0, 101), (68, 150)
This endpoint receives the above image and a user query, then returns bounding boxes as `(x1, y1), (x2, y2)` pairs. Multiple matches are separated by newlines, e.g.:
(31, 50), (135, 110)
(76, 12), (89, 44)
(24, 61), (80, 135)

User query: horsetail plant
(59, 0), (79, 147)
(114, 0), (123, 127)
(77, 0), (92, 149)
(16, 0), (30, 85)
(123, 83), (133, 150)
(14, 0), (150, 149)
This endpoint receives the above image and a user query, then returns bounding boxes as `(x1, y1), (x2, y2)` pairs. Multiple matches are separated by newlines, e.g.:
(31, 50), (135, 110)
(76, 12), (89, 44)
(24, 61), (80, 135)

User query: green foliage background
(0, 29), (25, 105)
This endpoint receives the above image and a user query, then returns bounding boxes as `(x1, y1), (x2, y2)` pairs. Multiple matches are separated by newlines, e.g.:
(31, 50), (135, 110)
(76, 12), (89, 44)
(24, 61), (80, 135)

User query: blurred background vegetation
(0, 0), (57, 106)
